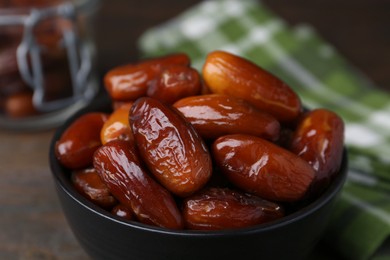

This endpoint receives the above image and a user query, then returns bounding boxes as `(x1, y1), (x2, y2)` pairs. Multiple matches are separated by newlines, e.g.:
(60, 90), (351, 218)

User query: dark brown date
(130, 97), (212, 197)
(93, 140), (184, 229)
(174, 94), (280, 140)
(183, 187), (284, 230)
(55, 112), (108, 169)
(147, 65), (201, 104)
(104, 53), (190, 101)
(290, 109), (344, 194)
(212, 134), (315, 202)
(71, 168), (117, 209)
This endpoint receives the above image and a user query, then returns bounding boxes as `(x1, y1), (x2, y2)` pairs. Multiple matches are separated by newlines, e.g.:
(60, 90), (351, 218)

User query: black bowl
(49, 96), (348, 260)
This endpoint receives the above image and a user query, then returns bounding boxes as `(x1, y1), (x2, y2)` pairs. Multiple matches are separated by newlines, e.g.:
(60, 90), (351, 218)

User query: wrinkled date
(290, 109), (344, 194)
(55, 112), (108, 169)
(183, 187), (284, 230)
(71, 168), (117, 209)
(202, 50), (302, 123)
(147, 65), (201, 104)
(104, 53), (190, 101)
(212, 134), (315, 202)
(130, 97), (212, 197)
(174, 94), (280, 140)
(93, 140), (184, 229)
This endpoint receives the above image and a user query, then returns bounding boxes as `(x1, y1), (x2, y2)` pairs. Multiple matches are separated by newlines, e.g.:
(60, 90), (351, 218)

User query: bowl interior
(49, 95), (348, 236)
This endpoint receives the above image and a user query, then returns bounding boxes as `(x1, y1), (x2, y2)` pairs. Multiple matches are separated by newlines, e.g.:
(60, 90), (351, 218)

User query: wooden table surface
(1, 1), (389, 259)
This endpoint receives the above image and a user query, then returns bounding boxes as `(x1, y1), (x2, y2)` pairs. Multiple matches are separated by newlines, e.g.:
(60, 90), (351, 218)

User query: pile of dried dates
(55, 51), (344, 230)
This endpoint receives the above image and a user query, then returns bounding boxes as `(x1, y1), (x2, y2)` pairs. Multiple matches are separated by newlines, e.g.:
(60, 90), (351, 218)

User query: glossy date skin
(55, 51), (347, 231)
(93, 140), (184, 230)
(212, 134), (315, 202)
(55, 112), (108, 169)
(111, 204), (134, 221)
(104, 53), (190, 101)
(202, 50), (302, 123)
(147, 65), (201, 104)
(174, 94), (280, 141)
(290, 109), (344, 194)
(130, 97), (212, 197)
(183, 187), (284, 230)
(71, 168), (117, 209)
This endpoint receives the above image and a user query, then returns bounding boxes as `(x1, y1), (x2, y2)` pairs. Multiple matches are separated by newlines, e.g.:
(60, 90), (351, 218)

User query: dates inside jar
(55, 51), (345, 231)
(0, 0), (96, 124)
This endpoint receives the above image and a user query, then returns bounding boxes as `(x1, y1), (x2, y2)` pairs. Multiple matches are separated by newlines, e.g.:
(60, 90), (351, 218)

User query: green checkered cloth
(137, 0), (390, 259)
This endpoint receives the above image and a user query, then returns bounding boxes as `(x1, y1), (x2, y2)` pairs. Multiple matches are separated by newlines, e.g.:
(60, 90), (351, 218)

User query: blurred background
(95, 0), (390, 91)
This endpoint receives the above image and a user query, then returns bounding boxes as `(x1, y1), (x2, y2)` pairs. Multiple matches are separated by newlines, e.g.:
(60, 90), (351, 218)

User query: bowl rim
(49, 95), (348, 237)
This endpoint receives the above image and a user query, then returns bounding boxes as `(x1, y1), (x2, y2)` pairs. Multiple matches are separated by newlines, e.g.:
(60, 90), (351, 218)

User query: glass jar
(0, 0), (100, 131)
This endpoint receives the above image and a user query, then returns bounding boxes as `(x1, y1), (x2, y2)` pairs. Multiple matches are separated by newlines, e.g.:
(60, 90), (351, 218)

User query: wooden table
(1, 1), (389, 259)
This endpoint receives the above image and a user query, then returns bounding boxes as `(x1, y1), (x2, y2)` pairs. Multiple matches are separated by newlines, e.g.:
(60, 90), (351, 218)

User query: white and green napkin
(138, 1), (390, 259)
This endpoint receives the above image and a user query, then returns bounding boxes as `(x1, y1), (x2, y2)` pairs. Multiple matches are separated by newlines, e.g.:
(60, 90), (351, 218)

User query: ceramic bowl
(49, 96), (347, 260)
